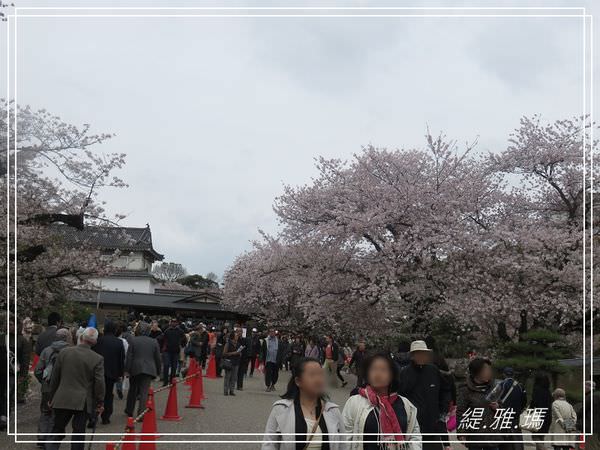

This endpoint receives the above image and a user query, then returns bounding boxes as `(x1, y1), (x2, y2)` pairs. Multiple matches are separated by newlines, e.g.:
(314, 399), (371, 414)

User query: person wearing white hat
(397, 340), (453, 450)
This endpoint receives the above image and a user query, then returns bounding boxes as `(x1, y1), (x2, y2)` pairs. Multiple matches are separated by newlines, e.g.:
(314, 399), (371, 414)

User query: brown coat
(49, 344), (105, 414)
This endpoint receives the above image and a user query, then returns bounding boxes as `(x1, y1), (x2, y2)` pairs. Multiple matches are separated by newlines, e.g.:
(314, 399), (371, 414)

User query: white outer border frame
(3, 4), (594, 445)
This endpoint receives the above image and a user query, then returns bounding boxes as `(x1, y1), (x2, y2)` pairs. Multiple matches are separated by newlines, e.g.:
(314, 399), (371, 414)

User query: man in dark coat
(160, 318), (187, 385)
(236, 328), (250, 390)
(348, 341), (367, 387)
(398, 340), (453, 450)
(125, 321), (161, 417)
(46, 327), (105, 450)
(189, 324), (209, 368)
(93, 321), (125, 424)
(248, 328), (261, 377)
(577, 380), (600, 450)
(35, 312), (62, 356)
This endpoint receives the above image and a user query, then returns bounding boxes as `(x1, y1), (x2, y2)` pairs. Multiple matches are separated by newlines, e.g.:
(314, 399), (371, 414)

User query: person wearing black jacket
(248, 328), (261, 377)
(215, 327), (229, 378)
(577, 380), (600, 450)
(35, 312), (62, 356)
(236, 330), (250, 390)
(189, 324), (209, 368)
(289, 336), (304, 371)
(530, 372), (553, 450)
(348, 342), (367, 387)
(0, 318), (16, 431)
(160, 319), (187, 386)
(198, 326), (210, 368)
(93, 321), (125, 424)
(398, 340), (453, 450)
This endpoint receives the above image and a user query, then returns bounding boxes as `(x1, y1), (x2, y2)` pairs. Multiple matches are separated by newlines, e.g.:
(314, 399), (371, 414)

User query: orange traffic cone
(186, 372), (205, 409)
(161, 378), (182, 421)
(121, 417), (137, 450)
(206, 353), (217, 379)
(146, 388), (161, 439)
(186, 358), (198, 387)
(138, 396), (158, 450)
(206, 353), (217, 378)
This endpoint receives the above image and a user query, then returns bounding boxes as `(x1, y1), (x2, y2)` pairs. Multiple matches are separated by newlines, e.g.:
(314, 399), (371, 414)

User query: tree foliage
(151, 261), (188, 282)
(0, 101), (127, 315)
(223, 116), (598, 342)
(178, 273), (219, 289)
(495, 329), (572, 382)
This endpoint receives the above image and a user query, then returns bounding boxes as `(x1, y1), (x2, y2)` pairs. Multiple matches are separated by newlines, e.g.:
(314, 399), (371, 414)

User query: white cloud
(9, 5), (595, 275)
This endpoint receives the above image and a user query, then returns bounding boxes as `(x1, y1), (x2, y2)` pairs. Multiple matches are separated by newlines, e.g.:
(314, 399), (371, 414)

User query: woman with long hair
(342, 352), (421, 450)
(305, 337), (320, 360)
(262, 357), (347, 450)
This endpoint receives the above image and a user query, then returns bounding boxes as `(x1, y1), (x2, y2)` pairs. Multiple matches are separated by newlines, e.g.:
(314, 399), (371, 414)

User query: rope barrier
(153, 371), (199, 394)
(110, 371), (202, 448)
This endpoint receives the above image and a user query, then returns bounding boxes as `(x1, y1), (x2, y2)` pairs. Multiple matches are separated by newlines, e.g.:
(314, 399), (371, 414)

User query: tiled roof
(53, 224), (164, 261)
(73, 290), (230, 313)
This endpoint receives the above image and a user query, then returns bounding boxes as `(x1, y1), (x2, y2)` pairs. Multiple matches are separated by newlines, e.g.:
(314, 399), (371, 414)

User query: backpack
(42, 349), (59, 383)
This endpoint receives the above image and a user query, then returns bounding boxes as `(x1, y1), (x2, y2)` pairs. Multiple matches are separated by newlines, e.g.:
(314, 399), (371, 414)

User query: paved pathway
(4, 369), (537, 450)
(3, 368), (357, 449)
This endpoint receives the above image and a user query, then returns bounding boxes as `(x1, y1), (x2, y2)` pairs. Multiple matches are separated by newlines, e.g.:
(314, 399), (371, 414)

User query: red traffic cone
(206, 353), (217, 379)
(186, 358), (198, 387)
(146, 388), (161, 439)
(186, 372), (205, 409)
(138, 396), (158, 450)
(161, 378), (182, 421)
(121, 417), (137, 450)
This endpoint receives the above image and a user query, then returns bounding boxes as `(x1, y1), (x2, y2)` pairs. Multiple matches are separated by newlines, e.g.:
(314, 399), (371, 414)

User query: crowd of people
(260, 339), (599, 450)
(0, 313), (598, 450)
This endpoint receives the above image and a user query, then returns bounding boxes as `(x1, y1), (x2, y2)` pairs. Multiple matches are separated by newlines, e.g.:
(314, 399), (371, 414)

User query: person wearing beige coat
(548, 389), (577, 450)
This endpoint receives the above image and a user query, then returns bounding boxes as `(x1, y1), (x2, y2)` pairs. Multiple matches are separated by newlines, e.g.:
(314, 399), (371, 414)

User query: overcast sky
(4, 1), (598, 278)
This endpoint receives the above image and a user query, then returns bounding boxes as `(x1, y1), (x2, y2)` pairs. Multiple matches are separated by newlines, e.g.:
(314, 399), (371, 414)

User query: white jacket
(342, 394), (422, 450)
(262, 398), (349, 450)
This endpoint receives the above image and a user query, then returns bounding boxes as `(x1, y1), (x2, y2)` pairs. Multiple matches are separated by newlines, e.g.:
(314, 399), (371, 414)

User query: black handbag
(221, 358), (233, 371)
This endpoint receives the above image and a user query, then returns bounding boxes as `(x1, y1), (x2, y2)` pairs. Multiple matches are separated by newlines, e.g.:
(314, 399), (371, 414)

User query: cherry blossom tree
(0, 101), (127, 315)
(449, 116), (598, 343)
(223, 116), (598, 343)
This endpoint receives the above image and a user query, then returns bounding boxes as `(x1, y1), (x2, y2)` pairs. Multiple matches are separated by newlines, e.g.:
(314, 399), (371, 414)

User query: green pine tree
(495, 328), (572, 385)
